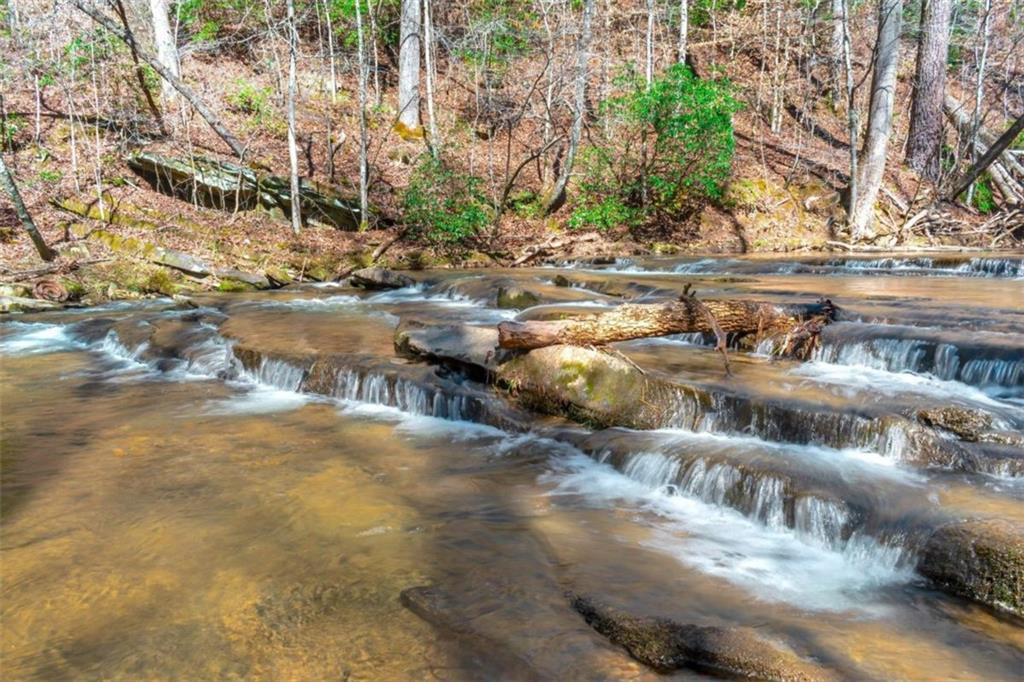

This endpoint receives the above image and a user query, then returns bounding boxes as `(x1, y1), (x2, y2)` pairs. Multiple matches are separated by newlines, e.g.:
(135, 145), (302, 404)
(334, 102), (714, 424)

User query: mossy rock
(496, 286), (540, 310)
(496, 345), (708, 430)
(919, 519), (1024, 616)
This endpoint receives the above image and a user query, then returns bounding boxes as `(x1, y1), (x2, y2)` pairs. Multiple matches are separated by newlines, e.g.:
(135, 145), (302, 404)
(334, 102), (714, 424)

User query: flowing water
(2, 253), (1023, 679)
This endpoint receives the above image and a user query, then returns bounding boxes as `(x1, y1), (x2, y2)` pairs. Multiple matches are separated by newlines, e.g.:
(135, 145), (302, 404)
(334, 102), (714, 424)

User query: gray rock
(350, 267), (414, 290)
(213, 267), (271, 289)
(394, 321), (501, 374)
(0, 296), (62, 313)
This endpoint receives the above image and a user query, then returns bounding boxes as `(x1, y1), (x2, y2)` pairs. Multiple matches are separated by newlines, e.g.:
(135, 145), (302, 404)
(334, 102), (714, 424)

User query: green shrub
(972, 173), (996, 214)
(402, 155), (492, 245)
(570, 64), (740, 231)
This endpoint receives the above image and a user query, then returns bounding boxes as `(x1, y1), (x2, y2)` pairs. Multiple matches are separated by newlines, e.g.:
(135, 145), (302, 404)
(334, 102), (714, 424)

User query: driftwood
(498, 298), (836, 359)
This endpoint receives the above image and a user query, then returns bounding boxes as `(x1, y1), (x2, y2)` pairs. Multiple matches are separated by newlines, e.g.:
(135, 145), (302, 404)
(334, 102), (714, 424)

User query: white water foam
(0, 322), (84, 355)
(544, 451), (914, 612)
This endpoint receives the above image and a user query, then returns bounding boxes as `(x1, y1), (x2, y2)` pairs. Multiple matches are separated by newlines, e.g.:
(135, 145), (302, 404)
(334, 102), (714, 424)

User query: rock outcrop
(127, 152), (366, 230)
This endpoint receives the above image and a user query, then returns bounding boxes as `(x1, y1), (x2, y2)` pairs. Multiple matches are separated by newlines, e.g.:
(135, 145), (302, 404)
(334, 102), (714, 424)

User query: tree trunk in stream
(497, 299), (836, 355)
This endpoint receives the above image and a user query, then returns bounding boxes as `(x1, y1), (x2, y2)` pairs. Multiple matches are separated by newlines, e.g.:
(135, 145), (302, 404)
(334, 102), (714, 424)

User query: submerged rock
(919, 519), (1024, 616)
(570, 595), (834, 680)
(496, 285), (541, 310)
(350, 267), (414, 290)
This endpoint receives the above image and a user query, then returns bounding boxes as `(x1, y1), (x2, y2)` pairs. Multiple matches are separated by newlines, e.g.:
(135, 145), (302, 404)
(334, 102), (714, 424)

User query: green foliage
(1, 113), (24, 151)
(689, 0), (747, 28)
(570, 64), (740, 231)
(972, 173), (996, 214)
(228, 80), (272, 116)
(38, 169), (63, 183)
(402, 155), (492, 245)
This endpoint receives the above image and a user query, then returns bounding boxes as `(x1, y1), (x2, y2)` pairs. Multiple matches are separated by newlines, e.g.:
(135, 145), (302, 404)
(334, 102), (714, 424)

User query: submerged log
(498, 298), (836, 358)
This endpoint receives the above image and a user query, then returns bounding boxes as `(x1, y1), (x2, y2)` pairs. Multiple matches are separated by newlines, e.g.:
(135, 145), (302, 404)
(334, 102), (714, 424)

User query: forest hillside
(1, 0), (1022, 303)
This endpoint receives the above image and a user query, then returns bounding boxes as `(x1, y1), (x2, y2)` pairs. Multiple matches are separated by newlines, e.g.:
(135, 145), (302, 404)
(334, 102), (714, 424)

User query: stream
(2, 253), (1023, 679)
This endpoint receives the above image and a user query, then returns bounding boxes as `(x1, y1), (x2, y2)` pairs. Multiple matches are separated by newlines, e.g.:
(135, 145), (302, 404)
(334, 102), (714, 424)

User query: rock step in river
(1, 253), (1022, 679)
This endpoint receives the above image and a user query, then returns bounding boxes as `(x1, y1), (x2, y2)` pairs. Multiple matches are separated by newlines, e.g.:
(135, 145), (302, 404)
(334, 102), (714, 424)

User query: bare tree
(646, 0), (656, 84)
(147, 0), (179, 102)
(678, 0), (688, 63)
(966, 0), (992, 205)
(840, 0), (858, 217)
(849, 0), (902, 239)
(423, 0), (439, 153)
(543, 0), (595, 215)
(286, 0), (301, 234)
(397, 0), (422, 136)
(906, 0), (952, 180)
(355, 0), (370, 229)
(0, 153), (56, 262)
(73, 1), (247, 159)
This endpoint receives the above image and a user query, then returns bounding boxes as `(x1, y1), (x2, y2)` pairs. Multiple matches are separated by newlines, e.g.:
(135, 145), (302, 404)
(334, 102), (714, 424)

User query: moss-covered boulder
(571, 595), (834, 680)
(496, 285), (540, 310)
(919, 519), (1024, 616)
(495, 345), (707, 430)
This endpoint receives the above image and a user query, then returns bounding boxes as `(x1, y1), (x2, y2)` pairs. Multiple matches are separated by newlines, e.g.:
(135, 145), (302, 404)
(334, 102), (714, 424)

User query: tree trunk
(678, 0), (688, 63)
(147, 0), (179, 102)
(849, 0), (902, 240)
(73, 1), (247, 160)
(646, 0), (655, 84)
(286, 0), (302, 234)
(965, 0), (992, 205)
(0, 153), (57, 262)
(112, 0), (167, 136)
(840, 0), (858, 217)
(396, 0), (422, 137)
(830, 0), (845, 103)
(497, 299), (835, 350)
(543, 0), (595, 215)
(423, 0), (438, 153)
(355, 0), (370, 229)
(946, 114), (1024, 202)
(905, 0), (951, 180)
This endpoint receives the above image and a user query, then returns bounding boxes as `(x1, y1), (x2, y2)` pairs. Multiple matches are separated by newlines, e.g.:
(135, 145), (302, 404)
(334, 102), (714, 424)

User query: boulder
(496, 285), (541, 310)
(350, 267), (414, 290)
(916, 406), (993, 442)
(571, 595), (834, 680)
(394, 321), (502, 376)
(213, 267), (270, 289)
(495, 344), (706, 430)
(0, 296), (63, 313)
(919, 518), (1024, 616)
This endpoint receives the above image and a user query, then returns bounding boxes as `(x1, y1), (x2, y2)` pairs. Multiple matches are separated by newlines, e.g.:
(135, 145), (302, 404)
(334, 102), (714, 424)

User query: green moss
(217, 279), (253, 293)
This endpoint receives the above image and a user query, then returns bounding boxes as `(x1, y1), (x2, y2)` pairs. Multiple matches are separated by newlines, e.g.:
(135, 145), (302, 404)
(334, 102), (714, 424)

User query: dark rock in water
(919, 519), (1024, 617)
(496, 285), (541, 310)
(552, 274), (572, 287)
(570, 594), (834, 680)
(350, 267), (414, 290)
(400, 586), (540, 680)
(127, 152), (366, 230)
(917, 406), (993, 442)
(394, 321), (501, 376)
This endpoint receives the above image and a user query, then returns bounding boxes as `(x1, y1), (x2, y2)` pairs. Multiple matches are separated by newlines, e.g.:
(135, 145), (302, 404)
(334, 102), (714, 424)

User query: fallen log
(497, 298), (836, 358)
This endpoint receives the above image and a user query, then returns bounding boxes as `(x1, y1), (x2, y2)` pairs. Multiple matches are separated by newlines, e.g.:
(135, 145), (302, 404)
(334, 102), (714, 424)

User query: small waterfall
(603, 450), (912, 565)
(331, 368), (474, 421)
(246, 357), (306, 391)
(794, 496), (850, 551)
(960, 357), (1024, 388)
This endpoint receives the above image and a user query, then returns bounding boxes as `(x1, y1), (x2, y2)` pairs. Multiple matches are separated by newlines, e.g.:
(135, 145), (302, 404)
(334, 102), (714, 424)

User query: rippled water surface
(2, 253), (1023, 680)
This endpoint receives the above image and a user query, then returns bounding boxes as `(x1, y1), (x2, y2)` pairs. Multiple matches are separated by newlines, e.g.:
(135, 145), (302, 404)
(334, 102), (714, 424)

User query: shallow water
(2, 253), (1023, 679)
